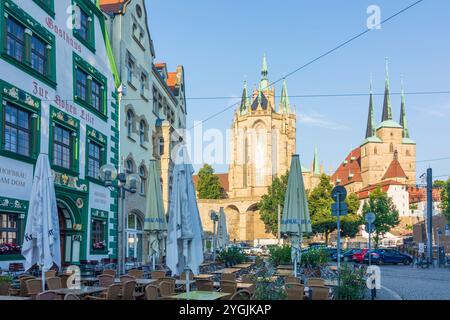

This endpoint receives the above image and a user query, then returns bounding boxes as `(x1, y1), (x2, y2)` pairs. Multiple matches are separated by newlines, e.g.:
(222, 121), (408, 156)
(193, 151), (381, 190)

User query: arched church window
(374, 147), (378, 154)
(390, 143), (394, 153)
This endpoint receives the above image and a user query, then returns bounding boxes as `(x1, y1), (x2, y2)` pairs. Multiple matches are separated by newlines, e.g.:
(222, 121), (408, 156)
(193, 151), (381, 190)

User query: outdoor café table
(173, 291), (231, 300)
(275, 269), (293, 277)
(194, 274), (214, 280)
(51, 286), (108, 297)
(233, 263), (253, 269)
(213, 282), (255, 291)
(211, 268), (241, 275)
(277, 265), (294, 270)
(0, 295), (31, 300)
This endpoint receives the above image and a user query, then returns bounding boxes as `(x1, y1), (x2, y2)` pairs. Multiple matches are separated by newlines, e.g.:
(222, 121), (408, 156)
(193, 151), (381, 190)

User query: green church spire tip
(313, 146), (320, 175)
(382, 58), (393, 122)
(239, 80), (249, 115)
(260, 53), (269, 90)
(279, 79), (291, 114)
(400, 78), (410, 139)
(365, 77), (376, 139)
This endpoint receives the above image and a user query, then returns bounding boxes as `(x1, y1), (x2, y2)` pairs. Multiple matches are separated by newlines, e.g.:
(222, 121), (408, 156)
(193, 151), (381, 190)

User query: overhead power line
(187, 0), (426, 131)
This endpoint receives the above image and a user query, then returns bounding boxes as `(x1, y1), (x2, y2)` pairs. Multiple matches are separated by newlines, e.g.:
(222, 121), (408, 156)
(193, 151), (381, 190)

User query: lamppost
(210, 210), (219, 261)
(99, 164), (140, 275)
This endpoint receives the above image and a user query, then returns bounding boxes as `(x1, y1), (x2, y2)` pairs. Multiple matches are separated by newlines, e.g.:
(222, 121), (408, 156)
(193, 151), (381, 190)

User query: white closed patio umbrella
(280, 154), (312, 277)
(216, 207), (229, 251)
(166, 146), (204, 298)
(144, 160), (168, 270)
(21, 154), (61, 290)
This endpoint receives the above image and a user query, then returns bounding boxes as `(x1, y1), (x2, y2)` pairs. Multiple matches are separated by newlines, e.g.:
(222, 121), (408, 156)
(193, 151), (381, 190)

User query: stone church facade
(195, 56), (322, 244)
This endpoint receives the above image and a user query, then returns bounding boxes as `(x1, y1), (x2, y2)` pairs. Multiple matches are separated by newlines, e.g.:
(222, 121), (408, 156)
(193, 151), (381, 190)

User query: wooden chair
(145, 284), (159, 300)
(285, 283), (305, 300)
(151, 270), (166, 280)
(128, 269), (145, 279)
(0, 282), (10, 296)
(102, 269), (116, 277)
(9, 275), (34, 297)
(159, 281), (174, 298)
(285, 276), (301, 284)
(64, 293), (80, 300)
(195, 279), (214, 292)
(46, 277), (62, 290)
(309, 285), (330, 300)
(220, 280), (237, 295)
(26, 279), (43, 299)
(119, 275), (136, 284)
(240, 274), (254, 283)
(86, 284), (121, 300)
(45, 270), (57, 278)
(221, 273), (236, 281)
(308, 278), (325, 286)
(36, 291), (57, 300)
(159, 277), (176, 294)
(230, 290), (251, 300)
(121, 280), (137, 300)
(180, 271), (194, 281)
(59, 274), (71, 289)
(98, 274), (115, 287)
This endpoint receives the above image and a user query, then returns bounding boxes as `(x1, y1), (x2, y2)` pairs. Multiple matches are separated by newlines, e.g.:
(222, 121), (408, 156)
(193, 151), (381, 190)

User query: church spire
(239, 80), (248, 115)
(260, 53), (269, 90)
(279, 79), (291, 113)
(382, 58), (393, 122)
(399, 79), (410, 139)
(365, 77), (376, 138)
(313, 146), (320, 175)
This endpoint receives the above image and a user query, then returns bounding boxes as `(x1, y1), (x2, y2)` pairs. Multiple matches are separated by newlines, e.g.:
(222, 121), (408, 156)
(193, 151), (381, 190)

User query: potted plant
(300, 248), (330, 277)
(217, 247), (246, 267)
(268, 245), (291, 266)
(0, 274), (13, 295)
(333, 264), (367, 300)
(252, 265), (287, 300)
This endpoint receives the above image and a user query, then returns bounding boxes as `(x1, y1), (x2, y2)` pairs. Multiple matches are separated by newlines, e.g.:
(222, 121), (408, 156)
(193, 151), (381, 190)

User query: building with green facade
(0, 0), (120, 269)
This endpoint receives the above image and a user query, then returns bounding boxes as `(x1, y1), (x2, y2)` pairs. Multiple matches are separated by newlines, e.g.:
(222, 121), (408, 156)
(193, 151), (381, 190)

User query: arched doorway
(57, 200), (82, 265)
(126, 212), (144, 263)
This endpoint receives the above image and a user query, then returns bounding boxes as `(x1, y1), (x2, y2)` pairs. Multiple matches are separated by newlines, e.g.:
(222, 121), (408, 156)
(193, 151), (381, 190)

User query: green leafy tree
(362, 187), (400, 247)
(341, 193), (363, 238)
(259, 173), (289, 235)
(308, 175), (335, 244)
(441, 178), (450, 221)
(196, 164), (222, 199)
(433, 180), (446, 189)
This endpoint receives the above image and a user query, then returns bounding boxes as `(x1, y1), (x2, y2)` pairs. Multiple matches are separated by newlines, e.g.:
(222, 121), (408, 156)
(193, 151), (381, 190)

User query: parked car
(352, 249), (369, 263)
(363, 249), (413, 265)
(332, 248), (360, 262)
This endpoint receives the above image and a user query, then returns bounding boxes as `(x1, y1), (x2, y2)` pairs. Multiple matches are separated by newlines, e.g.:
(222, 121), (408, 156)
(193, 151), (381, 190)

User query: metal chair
(159, 277), (176, 294)
(229, 289), (252, 300)
(159, 281), (174, 298)
(64, 293), (80, 300)
(285, 283), (305, 300)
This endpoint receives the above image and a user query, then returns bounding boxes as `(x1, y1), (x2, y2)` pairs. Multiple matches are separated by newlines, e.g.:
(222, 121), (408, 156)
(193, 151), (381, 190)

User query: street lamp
(100, 164), (140, 275)
(210, 210), (219, 261)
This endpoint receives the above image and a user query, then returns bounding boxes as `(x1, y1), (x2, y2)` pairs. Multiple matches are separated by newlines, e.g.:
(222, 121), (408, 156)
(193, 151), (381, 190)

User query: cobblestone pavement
(375, 265), (450, 300)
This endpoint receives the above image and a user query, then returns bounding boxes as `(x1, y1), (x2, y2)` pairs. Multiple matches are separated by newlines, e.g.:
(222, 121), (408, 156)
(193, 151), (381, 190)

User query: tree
(196, 164), (223, 199)
(441, 178), (450, 221)
(341, 193), (364, 238)
(433, 180), (446, 189)
(259, 173), (289, 236)
(362, 187), (400, 247)
(308, 175), (335, 244)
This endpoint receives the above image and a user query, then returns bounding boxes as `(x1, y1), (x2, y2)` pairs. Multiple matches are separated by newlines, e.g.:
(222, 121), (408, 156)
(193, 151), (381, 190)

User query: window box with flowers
(90, 209), (108, 254)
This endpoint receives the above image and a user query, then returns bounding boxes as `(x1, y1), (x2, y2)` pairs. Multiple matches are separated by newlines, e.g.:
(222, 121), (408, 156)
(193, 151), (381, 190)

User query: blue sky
(146, 0), (450, 181)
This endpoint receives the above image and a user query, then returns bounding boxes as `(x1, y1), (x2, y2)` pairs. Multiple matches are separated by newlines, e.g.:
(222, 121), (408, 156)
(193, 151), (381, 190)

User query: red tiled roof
(154, 63), (167, 70)
(331, 147), (362, 186)
(357, 180), (404, 199)
(167, 72), (178, 93)
(407, 187), (442, 203)
(192, 173), (229, 192)
(99, 0), (130, 14)
(382, 159), (407, 180)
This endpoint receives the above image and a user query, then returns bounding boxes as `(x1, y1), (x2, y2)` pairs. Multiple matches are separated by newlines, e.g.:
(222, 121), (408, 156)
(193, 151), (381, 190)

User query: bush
(300, 248), (330, 269)
(268, 245), (291, 266)
(333, 264), (367, 300)
(252, 266), (287, 300)
(216, 247), (246, 267)
(0, 274), (13, 284)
